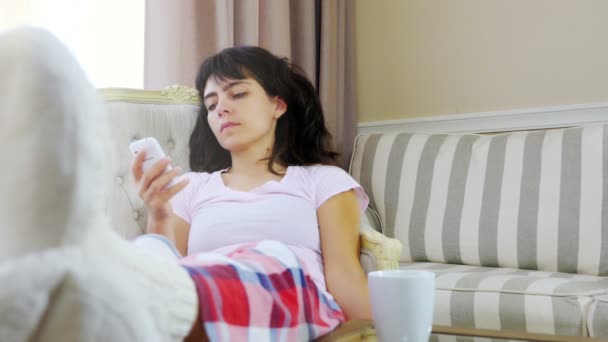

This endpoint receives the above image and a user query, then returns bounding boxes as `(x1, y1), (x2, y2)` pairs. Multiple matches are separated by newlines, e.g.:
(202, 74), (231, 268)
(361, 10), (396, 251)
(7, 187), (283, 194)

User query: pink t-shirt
(170, 164), (369, 291)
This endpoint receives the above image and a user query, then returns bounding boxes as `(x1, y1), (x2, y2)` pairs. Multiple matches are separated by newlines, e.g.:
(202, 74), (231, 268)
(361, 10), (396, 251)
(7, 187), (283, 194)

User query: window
(0, 0), (145, 88)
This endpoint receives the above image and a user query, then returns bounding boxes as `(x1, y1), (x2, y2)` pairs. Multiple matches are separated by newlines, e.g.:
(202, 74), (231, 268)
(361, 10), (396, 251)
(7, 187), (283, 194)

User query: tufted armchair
(99, 86), (401, 275)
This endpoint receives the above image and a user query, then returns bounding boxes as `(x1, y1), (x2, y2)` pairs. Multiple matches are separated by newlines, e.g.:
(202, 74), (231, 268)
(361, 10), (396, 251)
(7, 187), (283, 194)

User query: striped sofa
(349, 124), (608, 339)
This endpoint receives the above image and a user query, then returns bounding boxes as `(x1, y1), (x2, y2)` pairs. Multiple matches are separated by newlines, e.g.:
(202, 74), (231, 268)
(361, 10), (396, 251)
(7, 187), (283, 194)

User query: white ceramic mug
(368, 270), (435, 342)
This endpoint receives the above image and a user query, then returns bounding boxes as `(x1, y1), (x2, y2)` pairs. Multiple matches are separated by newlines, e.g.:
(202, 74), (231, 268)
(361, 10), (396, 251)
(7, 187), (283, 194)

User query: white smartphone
(129, 137), (178, 187)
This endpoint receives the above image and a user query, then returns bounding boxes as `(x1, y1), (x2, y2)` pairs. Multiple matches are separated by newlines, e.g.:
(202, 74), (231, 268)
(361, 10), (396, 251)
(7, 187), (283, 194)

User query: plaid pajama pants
(179, 240), (345, 342)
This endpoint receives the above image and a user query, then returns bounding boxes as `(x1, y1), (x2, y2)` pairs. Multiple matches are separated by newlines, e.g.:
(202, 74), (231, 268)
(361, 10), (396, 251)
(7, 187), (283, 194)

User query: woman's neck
(228, 149), (284, 176)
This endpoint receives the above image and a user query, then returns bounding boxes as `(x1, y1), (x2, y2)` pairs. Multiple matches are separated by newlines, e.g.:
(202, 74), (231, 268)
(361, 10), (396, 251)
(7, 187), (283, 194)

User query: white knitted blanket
(0, 27), (197, 342)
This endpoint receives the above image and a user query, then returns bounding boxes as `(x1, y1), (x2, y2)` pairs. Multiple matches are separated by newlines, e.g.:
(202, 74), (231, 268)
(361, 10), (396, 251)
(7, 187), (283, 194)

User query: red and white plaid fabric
(180, 240), (345, 341)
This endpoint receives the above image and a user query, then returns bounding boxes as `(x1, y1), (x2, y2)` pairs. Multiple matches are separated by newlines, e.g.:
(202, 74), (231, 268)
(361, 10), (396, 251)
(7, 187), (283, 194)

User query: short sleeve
(311, 165), (369, 212)
(169, 172), (210, 223)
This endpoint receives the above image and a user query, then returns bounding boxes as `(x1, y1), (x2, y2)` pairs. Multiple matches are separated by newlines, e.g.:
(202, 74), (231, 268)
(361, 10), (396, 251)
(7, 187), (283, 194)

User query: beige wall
(355, 0), (608, 123)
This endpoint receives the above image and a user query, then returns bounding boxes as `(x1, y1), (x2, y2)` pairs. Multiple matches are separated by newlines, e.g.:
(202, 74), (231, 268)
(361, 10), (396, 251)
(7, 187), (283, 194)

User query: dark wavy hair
(189, 46), (339, 174)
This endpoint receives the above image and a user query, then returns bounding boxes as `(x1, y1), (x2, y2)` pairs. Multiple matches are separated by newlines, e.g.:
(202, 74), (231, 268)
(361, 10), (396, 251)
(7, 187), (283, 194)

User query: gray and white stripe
(589, 295), (608, 338)
(401, 262), (608, 337)
(350, 124), (608, 276)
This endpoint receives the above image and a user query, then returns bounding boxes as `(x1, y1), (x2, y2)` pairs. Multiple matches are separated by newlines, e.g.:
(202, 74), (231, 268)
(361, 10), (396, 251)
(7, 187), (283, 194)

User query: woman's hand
(131, 149), (189, 226)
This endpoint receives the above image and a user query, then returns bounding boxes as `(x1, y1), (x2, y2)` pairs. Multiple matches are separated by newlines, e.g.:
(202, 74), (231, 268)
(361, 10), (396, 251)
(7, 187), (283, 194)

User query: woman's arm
(146, 214), (191, 256)
(318, 190), (372, 320)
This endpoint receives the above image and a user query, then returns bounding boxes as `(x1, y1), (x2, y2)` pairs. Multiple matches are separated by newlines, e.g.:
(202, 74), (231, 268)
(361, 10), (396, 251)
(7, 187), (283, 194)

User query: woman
(132, 47), (372, 340)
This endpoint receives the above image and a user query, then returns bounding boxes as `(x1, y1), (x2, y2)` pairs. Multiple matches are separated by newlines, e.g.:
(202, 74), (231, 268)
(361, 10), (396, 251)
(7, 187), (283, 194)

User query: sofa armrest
(359, 229), (402, 272)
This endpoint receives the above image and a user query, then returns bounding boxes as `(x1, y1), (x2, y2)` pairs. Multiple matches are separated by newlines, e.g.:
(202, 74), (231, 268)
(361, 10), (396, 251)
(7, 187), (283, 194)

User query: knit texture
(0, 27), (197, 341)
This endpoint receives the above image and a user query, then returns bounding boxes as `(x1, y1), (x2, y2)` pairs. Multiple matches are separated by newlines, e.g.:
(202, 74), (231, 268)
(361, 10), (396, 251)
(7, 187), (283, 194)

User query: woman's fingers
(131, 152), (187, 220)
(137, 158), (172, 199)
(163, 178), (190, 199)
(130, 148), (147, 182)
(142, 167), (187, 205)
(148, 166), (183, 194)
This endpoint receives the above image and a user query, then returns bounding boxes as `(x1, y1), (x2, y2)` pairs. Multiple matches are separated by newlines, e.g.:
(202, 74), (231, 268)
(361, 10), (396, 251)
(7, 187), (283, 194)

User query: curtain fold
(144, 0), (356, 168)
(319, 0), (357, 167)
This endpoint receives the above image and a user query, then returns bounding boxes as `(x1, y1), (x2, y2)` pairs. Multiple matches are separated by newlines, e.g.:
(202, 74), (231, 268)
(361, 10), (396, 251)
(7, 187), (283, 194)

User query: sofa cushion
(401, 262), (608, 337)
(350, 125), (608, 276)
(588, 294), (608, 338)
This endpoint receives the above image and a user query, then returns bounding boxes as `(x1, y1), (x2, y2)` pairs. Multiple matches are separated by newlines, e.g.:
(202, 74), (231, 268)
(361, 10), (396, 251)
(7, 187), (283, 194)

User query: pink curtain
(144, 0), (356, 168)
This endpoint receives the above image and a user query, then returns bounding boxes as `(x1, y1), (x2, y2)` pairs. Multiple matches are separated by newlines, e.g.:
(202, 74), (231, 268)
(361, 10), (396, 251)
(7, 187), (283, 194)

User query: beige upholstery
(98, 86), (402, 273)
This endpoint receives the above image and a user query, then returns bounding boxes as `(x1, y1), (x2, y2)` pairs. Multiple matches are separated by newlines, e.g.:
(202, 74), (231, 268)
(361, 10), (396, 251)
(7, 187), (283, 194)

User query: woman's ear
(273, 97), (287, 119)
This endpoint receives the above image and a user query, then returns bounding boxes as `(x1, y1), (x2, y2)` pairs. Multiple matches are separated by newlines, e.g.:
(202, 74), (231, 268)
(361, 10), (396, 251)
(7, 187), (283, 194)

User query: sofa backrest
(349, 124), (608, 276)
(100, 87), (199, 239)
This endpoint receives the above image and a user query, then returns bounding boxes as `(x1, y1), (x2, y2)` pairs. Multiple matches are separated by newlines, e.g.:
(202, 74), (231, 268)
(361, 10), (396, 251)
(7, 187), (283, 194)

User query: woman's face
(203, 76), (286, 153)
